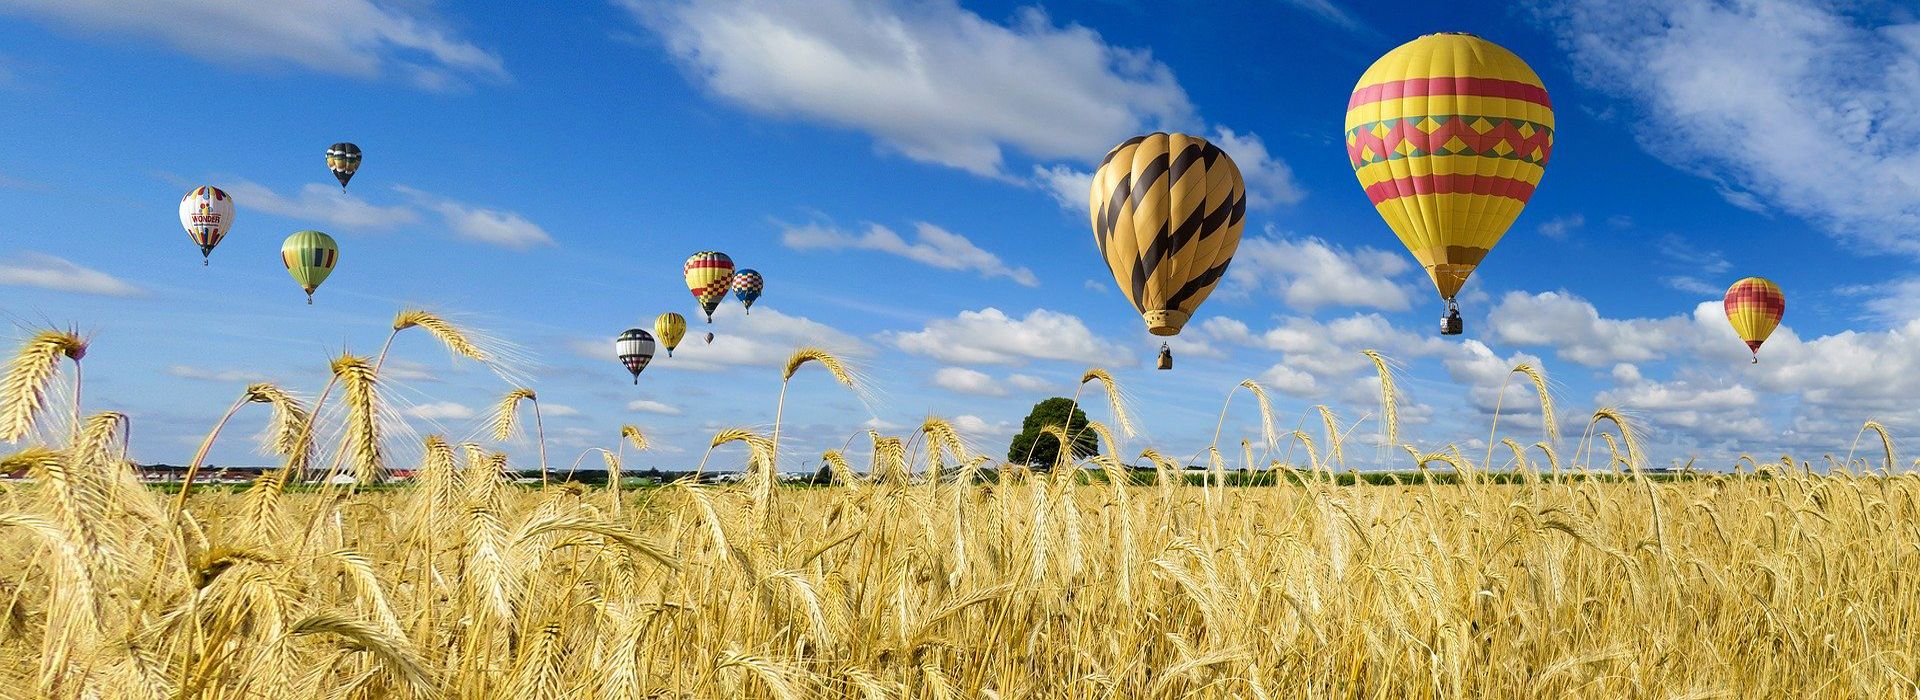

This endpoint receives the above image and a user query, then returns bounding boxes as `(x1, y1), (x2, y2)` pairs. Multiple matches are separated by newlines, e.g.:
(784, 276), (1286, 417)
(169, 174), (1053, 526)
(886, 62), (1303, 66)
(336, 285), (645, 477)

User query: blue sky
(3, 0), (1919, 471)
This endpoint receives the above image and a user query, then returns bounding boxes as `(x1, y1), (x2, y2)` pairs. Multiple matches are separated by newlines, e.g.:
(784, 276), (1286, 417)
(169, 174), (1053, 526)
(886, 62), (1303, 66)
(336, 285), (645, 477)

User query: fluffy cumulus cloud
(783, 222), (1036, 286)
(1482, 288), (1920, 448)
(1206, 127), (1306, 208)
(405, 401), (474, 421)
(1223, 231), (1415, 311)
(1537, 214), (1584, 240)
(930, 367), (1006, 396)
(396, 186), (554, 249)
(887, 307), (1134, 367)
(631, 0), (1192, 176)
(1034, 126), (1304, 213)
(634, 0), (1302, 207)
(627, 399), (682, 416)
(1486, 291), (1700, 367)
(1548, 0), (1920, 251)
(0, 0), (507, 89)
(1208, 313), (1447, 401)
(950, 414), (1016, 439)
(0, 253), (141, 296)
(166, 366), (270, 383)
(577, 306), (869, 373)
(226, 181), (421, 230)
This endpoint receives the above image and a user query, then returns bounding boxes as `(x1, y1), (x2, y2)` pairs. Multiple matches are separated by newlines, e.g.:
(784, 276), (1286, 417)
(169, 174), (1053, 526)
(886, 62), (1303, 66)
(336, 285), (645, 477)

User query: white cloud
(1207, 127), (1305, 208)
(783, 222), (1035, 286)
(1007, 373), (1054, 392)
(1260, 364), (1319, 397)
(166, 365), (269, 383)
(627, 399), (682, 416)
(1033, 164), (1093, 210)
(1276, 0), (1379, 37)
(1030, 126), (1303, 212)
(631, 0), (1192, 177)
(951, 414), (1015, 438)
(1223, 232), (1414, 311)
(405, 401), (474, 420)
(226, 181), (420, 230)
(578, 306), (869, 373)
(0, 253), (141, 296)
(0, 0), (507, 89)
(396, 186), (553, 249)
(888, 307), (1134, 367)
(1662, 276), (1721, 296)
(931, 367), (1006, 397)
(1215, 313), (1448, 400)
(1550, 0), (1920, 250)
(380, 359), (439, 383)
(1537, 214), (1584, 240)
(1486, 291), (1699, 367)
(1839, 278), (1920, 324)
(540, 403), (581, 417)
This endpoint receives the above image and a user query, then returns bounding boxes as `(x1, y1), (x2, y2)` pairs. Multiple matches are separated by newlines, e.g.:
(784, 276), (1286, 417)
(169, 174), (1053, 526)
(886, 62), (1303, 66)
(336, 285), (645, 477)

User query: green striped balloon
(281, 230), (339, 304)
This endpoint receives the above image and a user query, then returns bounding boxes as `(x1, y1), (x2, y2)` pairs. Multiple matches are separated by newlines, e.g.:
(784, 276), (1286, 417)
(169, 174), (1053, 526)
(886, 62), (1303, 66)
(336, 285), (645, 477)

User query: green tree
(1006, 397), (1098, 469)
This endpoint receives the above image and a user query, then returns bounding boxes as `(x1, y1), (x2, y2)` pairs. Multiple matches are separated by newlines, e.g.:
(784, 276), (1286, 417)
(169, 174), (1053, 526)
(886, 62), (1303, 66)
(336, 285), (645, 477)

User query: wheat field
(2, 314), (1918, 699)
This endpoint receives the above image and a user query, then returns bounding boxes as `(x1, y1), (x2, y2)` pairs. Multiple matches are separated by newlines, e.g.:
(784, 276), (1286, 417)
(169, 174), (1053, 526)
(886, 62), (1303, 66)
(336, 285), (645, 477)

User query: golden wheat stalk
(1, 329), (86, 443)
(1078, 368), (1135, 438)
(1315, 405), (1345, 468)
(489, 388), (548, 484)
(772, 347), (861, 483)
(383, 309), (490, 366)
(332, 354), (385, 485)
(619, 424), (648, 453)
(1362, 350), (1398, 447)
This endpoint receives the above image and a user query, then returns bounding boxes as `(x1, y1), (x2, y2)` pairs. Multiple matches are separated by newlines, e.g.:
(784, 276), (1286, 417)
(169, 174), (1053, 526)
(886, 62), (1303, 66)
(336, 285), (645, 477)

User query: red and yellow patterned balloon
(1724, 277), (1785, 363)
(1345, 33), (1552, 334)
(683, 251), (735, 323)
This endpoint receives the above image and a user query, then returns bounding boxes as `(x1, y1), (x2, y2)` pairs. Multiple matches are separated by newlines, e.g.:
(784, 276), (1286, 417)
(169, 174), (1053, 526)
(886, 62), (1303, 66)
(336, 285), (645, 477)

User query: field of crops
(3, 314), (1918, 699)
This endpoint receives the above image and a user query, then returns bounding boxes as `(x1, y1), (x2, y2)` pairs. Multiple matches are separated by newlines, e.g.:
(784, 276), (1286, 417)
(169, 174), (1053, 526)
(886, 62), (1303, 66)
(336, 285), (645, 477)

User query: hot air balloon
(281, 230), (338, 304)
(327, 142), (361, 190)
(1088, 132), (1247, 367)
(616, 329), (656, 384)
(178, 186), (234, 265)
(705, 332), (715, 345)
(684, 251), (735, 322)
(1724, 277), (1785, 363)
(1345, 32), (1553, 335)
(732, 269), (764, 314)
(654, 312), (686, 357)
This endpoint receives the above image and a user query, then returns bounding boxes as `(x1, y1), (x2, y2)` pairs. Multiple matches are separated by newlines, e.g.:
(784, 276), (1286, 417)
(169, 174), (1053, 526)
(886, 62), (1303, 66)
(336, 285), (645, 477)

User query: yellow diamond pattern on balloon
(1442, 136), (1469, 153)
(1532, 146), (1545, 161)
(1416, 117), (1440, 134)
(1395, 140), (1416, 156)
(1359, 145), (1376, 162)
(1518, 122), (1536, 138)
(1470, 117), (1493, 134)
(1493, 140), (1514, 156)
(1372, 123), (1390, 138)
(1347, 132), (1357, 146)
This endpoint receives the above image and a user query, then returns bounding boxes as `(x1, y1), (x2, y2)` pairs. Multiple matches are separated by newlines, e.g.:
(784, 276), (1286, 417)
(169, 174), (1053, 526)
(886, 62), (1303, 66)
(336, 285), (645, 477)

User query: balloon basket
(1156, 343), (1173, 371)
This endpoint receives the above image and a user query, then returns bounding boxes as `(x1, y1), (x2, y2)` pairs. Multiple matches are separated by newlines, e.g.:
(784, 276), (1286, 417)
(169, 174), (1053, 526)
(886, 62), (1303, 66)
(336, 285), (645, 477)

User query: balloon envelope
(280, 230), (338, 303)
(616, 328), (656, 383)
(1088, 132), (1247, 337)
(732, 269), (764, 313)
(327, 142), (361, 189)
(1724, 277), (1785, 360)
(684, 251), (735, 322)
(654, 312), (686, 357)
(1345, 33), (1552, 304)
(179, 186), (234, 261)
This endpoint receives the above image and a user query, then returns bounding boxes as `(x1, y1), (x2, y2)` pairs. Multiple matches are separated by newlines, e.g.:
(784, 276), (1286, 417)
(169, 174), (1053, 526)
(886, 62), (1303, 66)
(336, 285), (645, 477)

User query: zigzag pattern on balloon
(1345, 116), (1553, 167)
